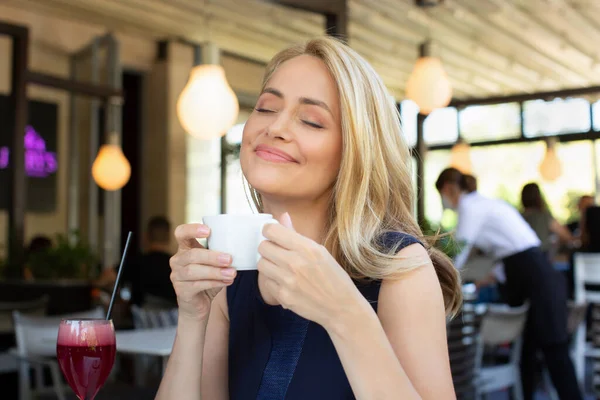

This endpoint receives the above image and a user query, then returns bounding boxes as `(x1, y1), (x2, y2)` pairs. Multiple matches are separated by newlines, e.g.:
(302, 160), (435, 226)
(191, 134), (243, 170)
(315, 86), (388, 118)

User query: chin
(245, 169), (291, 196)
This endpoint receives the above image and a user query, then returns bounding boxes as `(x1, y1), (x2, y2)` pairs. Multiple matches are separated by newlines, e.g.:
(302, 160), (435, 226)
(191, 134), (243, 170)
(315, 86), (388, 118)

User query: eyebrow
(262, 87), (333, 115)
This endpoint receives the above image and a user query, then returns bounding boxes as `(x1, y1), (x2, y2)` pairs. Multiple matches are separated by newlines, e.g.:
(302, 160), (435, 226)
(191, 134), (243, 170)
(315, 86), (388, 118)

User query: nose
(266, 111), (293, 141)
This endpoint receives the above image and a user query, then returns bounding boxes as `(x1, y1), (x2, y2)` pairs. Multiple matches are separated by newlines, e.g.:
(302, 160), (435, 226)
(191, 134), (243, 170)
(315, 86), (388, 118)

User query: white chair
(130, 304), (177, 385)
(447, 300), (487, 399)
(0, 296), (48, 375)
(477, 302), (529, 400)
(131, 304), (178, 329)
(573, 252), (600, 388)
(12, 307), (104, 400)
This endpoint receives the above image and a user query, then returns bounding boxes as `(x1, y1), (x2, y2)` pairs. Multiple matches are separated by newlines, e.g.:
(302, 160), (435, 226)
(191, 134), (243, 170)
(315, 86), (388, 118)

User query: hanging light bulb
(177, 43), (239, 140)
(406, 41), (453, 115)
(92, 133), (131, 191)
(450, 139), (472, 174)
(539, 138), (562, 182)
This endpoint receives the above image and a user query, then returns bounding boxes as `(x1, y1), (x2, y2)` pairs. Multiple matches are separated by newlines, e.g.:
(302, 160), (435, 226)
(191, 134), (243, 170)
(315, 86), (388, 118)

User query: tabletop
(30, 327), (176, 358)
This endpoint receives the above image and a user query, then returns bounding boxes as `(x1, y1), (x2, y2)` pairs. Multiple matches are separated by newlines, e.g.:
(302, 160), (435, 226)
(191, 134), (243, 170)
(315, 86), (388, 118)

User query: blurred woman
(436, 168), (581, 400)
(521, 182), (573, 259)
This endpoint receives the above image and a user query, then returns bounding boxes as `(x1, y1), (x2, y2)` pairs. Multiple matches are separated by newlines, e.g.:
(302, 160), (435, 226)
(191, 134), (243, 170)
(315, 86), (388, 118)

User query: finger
(176, 279), (233, 295)
(257, 257), (286, 282)
(175, 248), (232, 268)
(174, 224), (210, 250)
(279, 212), (295, 230)
(262, 223), (311, 251)
(258, 240), (294, 267)
(174, 264), (237, 282)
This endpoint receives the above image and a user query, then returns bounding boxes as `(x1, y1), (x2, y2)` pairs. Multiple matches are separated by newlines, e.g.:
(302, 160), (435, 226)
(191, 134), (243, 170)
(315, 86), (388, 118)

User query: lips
(255, 144), (298, 163)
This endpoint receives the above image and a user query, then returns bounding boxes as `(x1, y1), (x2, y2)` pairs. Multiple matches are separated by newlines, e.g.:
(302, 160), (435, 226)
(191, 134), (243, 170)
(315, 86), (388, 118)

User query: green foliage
(420, 219), (462, 260)
(27, 232), (98, 280)
(563, 190), (586, 224)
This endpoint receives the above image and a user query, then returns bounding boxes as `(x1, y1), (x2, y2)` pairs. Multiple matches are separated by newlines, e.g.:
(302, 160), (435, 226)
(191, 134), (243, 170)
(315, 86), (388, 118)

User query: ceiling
(5, 0), (600, 101)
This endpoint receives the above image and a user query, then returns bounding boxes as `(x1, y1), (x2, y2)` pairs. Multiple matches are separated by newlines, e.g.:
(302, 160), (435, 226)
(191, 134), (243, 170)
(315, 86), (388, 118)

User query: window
(225, 108), (254, 214)
(187, 108), (254, 221)
(593, 100), (600, 131)
(523, 97), (590, 137)
(459, 102), (521, 142)
(186, 136), (221, 222)
(400, 100), (417, 147)
(423, 150), (451, 225)
(423, 141), (595, 225)
(400, 100), (458, 146)
(424, 107), (458, 145)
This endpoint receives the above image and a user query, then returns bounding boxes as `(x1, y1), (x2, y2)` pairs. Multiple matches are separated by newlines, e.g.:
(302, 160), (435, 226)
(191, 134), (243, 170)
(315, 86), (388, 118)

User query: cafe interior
(2, 0), (600, 398)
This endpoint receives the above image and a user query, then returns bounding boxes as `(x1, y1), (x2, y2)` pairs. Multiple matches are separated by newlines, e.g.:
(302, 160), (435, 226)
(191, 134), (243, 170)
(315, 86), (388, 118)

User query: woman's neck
(261, 197), (331, 244)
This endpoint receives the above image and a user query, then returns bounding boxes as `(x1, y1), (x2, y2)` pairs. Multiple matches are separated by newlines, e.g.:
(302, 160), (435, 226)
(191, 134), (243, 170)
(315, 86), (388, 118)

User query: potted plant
(27, 232), (98, 281)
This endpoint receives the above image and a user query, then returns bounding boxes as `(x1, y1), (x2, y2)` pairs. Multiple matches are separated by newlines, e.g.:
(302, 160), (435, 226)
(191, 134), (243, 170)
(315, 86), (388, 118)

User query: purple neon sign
(0, 126), (58, 178)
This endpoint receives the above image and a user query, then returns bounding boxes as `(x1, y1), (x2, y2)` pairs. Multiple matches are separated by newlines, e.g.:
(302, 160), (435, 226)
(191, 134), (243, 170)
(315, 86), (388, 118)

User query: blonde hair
(249, 36), (462, 316)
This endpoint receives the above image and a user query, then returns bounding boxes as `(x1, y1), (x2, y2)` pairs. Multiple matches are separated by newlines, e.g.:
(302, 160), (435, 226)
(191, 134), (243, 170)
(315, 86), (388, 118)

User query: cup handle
(256, 218), (279, 264)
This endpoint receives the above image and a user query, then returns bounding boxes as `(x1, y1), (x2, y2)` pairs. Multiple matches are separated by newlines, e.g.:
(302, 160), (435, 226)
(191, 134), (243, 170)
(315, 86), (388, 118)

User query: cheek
(302, 134), (342, 177)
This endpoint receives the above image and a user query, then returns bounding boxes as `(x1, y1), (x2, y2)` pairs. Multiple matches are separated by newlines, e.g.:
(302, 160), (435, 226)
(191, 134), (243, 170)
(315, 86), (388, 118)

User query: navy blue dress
(227, 232), (421, 400)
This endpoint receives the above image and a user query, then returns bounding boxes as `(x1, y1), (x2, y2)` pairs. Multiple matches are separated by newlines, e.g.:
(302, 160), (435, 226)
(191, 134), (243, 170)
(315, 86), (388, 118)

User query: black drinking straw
(106, 231), (133, 320)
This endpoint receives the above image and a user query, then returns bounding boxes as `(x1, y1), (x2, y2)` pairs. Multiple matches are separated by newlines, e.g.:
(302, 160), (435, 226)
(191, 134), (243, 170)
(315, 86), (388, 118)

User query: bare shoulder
(377, 244), (454, 398)
(381, 243), (440, 290)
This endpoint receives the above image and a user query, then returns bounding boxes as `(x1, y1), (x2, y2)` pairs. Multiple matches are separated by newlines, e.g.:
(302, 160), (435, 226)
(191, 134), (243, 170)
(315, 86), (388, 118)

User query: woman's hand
(170, 224), (237, 322)
(257, 213), (365, 330)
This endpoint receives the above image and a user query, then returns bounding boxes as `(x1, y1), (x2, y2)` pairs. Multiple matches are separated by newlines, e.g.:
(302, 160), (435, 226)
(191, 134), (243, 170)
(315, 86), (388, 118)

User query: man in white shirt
(436, 168), (581, 400)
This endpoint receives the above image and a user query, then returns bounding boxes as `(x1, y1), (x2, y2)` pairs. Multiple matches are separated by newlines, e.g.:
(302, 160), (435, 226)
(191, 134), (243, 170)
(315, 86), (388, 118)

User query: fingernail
(221, 268), (236, 278)
(198, 226), (210, 235)
(218, 254), (232, 265)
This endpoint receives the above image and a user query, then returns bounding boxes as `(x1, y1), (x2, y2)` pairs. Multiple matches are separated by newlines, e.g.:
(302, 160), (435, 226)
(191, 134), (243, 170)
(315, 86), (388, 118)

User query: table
(115, 327), (176, 374)
(28, 326), (176, 361)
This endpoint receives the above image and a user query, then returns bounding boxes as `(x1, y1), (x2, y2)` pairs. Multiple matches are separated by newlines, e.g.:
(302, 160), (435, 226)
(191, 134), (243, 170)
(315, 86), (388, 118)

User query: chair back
(131, 305), (178, 329)
(567, 301), (587, 336)
(480, 303), (529, 346)
(13, 307), (104, 358)
(0, 296), (49, 334)
(447, 286), (487, 400)
(574, 252), (600, 304)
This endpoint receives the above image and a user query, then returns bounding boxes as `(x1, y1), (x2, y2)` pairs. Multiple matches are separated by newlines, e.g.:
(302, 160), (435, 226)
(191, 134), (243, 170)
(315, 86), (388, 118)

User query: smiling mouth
(254, 145), (298, 163)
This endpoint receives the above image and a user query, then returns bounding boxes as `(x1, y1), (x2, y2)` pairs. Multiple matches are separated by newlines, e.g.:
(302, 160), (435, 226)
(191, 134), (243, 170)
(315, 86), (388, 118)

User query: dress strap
(379, 231), (423, 252)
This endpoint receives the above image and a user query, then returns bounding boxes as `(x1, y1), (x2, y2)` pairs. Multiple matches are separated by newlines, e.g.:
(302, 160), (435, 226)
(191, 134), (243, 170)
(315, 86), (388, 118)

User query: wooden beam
(27, 71), (123, 99)
(268, 0), (345, 15)
(451, 85), (600, 108)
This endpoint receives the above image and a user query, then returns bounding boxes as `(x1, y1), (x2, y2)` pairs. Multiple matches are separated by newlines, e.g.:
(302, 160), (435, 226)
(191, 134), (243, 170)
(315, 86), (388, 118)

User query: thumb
(279, 212), (295, 230)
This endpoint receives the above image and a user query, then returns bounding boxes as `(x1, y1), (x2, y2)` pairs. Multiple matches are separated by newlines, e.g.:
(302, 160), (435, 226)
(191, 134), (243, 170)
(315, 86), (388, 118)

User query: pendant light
(92, 132), (131, 191)
(539, 138), (562, 182)
(406, 41), (453, 115)
(450, 138), (472, 174)
(177, 43), (239, 140)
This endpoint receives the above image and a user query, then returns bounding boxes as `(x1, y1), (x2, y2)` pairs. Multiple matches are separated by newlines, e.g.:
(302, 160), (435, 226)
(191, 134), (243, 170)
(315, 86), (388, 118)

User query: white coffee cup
(202, 214), (279, 271)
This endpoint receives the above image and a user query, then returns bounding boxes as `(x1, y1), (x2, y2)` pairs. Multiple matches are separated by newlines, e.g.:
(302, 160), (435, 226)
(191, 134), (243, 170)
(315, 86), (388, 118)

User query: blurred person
(520, 182), (573, 259)
(462, 173), (477, 193)
(156, 37), (461, 400)
(581, 205), (600, 252)
(567, 195), (594, 241)
(96, 216), (176, 307)
(436, 167), (581, 400)
(23, 235), (53, 280)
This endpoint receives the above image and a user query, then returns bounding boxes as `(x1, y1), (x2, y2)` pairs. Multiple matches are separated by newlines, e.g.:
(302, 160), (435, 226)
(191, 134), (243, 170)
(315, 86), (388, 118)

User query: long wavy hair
(247, 36), (462, 316)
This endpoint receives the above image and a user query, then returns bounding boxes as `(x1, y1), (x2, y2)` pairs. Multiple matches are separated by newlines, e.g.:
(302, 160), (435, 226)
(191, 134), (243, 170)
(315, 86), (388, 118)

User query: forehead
(266, 55), (339, 109)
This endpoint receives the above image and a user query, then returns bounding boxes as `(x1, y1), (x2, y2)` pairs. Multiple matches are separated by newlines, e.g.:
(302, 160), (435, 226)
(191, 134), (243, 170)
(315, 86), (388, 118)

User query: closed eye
(302, 120), (323, 129)
(255, 108), (275, 113)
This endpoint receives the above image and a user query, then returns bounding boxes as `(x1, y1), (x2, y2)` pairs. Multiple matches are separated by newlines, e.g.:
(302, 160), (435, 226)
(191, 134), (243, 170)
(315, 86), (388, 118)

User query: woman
(520, 182), (573, 258)
(436, 168), (582, 400)
(156, 37), (461, 400)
